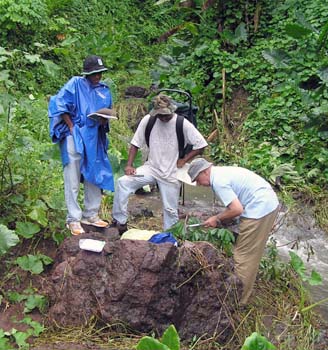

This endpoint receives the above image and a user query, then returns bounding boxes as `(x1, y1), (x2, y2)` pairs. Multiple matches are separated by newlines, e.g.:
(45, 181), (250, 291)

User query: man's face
(157, 113), (173, 123)
(196, 170), (210, 186)
(86, 72), (102, 85)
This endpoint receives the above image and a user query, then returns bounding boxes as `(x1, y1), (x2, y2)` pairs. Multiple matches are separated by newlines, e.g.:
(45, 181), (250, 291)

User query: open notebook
(87, 112), (118, 121)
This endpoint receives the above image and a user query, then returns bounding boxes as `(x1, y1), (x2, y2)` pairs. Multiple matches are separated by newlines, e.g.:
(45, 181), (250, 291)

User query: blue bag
(148, 232), (178, 246)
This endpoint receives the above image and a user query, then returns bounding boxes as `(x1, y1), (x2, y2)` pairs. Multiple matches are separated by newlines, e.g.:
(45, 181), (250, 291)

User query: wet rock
(45, 233), (242, 341)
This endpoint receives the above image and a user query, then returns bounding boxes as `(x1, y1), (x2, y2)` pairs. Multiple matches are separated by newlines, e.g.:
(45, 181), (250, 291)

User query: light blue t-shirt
(210, 166), (279, 219)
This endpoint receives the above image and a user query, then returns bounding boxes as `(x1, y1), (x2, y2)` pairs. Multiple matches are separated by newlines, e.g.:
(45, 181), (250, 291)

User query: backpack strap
(145, 115), (157, 148)
(145, 114), (185, 158)
(176, 115), (185, 159)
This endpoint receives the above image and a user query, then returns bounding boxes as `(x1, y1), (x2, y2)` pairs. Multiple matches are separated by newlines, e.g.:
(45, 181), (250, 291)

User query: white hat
(188, 158), (212, 182)
(176, 163), (196, 186)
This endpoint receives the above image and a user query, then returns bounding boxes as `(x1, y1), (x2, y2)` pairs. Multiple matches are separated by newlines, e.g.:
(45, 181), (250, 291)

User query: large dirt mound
(45, 231), (242, 341)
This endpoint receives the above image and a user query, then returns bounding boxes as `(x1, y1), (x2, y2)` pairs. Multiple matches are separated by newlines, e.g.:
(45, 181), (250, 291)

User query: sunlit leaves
(136, 324), (179, 350)
(242, 332), (276, 350)
(161, 325), (180, 350)
(137, 337), (170, 350)
(0, 224), (19, 256)
(318, 67), (328, 84)
(289, 251), (322, 286)
(24, 53), (40, 64)
(262, 49), (291, 68)
(269, 163), (303, 185)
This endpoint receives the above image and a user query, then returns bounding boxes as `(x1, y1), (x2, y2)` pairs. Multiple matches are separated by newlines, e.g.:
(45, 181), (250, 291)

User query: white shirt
(210, 166), (279, 219)
(131, 114), (208, 184)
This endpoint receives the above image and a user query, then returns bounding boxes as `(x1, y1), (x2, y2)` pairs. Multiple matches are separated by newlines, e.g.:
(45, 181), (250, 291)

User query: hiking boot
(81, 216), (109, 228)
(109, 219), (128, 235)
(66, 221), (85, 236)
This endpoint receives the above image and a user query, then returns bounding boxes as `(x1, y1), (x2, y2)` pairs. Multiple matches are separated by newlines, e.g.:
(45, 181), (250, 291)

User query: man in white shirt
(187, 158), (279, 304)
(111, 94), (208, 233)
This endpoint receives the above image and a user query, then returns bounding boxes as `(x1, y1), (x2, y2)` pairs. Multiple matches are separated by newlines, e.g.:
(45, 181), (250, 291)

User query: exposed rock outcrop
(46, 232), (242, 341)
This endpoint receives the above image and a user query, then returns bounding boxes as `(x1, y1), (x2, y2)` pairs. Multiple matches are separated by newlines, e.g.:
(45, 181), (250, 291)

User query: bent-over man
(187, 158), (279, 304)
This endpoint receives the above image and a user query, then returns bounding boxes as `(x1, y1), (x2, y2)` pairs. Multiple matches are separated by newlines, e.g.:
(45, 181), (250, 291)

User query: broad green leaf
(285, 23), (313, 39)
(41, 193), (65, 210)
(242, 332), (276, 350)
(289, 251), (306, 278)
(308, 270), (323, 286)
(12, 330), (30, 348)
(52, 231), (66, 246)
(136, 337), (170, 350)
(15, 221), (40, 239)
(158, 55), (175, 68)
(9, 194), (24, 204)
(24, 294), (47, 313)
(318, 67), (328, 84)
(24, 53), (40, 63)
(295, 11), (316, 32)
(312, 104), (328, 116)
(0, 337), (11, 350)
(234, 22), (247, 42)
(0, 224), (19, 256)
(172, 38), (189, 47)
(262, 49), (290, 68)
(7, 291), (27, 303)
(16, 254), (44, 274)
(269, 164), (302, 184)
(41, 59), (61, 77)
(28, 200), (48, 227)
(307, 168), (320, 178)
(161, 325), (180, 350)
(0, 70), (10, 82)
(0, 47), (11, 55)
(21, 317), (45, 336)
(38, 253), (53, 266)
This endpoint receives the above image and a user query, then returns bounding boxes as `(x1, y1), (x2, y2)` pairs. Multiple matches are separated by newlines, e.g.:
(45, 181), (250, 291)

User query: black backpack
(145, 89), (198, 159)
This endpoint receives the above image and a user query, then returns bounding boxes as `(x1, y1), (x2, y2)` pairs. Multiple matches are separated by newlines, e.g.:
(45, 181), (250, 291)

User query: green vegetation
(0, 0), (327, 349)
(136, 324), (180, 350)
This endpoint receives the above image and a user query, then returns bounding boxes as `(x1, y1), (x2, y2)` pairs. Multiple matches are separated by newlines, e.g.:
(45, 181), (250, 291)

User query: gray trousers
(63, 135), (102, 223)
(112, 172), (181, 231)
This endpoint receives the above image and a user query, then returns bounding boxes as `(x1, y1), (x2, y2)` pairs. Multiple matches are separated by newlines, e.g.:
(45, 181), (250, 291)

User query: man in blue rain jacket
(48, 55), (114, 235)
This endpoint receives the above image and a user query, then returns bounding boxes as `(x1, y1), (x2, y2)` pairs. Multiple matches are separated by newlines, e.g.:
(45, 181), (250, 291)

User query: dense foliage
(0, 0), (327, 249)
(0, 0), (327, 239)
(0, 1), (327, 348)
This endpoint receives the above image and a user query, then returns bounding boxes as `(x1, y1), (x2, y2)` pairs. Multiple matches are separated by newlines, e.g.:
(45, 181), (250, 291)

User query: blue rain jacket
(48, 76), (114, 191)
